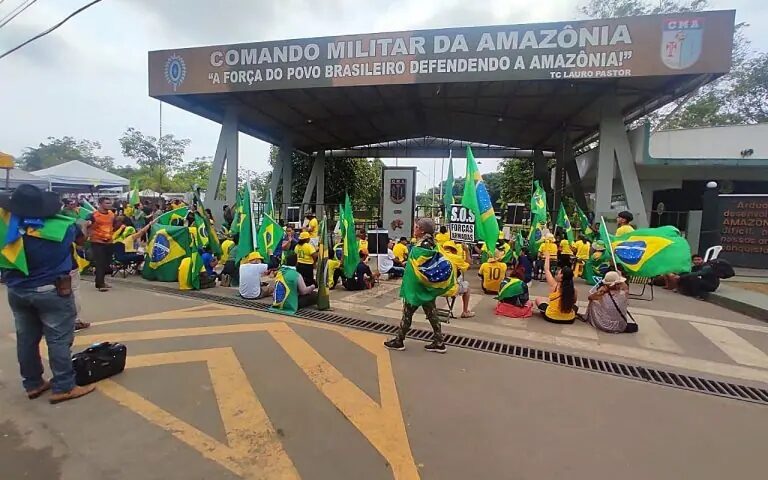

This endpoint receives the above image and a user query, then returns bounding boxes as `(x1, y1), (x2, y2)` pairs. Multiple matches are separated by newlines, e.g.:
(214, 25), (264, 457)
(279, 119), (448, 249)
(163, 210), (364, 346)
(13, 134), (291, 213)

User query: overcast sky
(1, 0), (765, 192)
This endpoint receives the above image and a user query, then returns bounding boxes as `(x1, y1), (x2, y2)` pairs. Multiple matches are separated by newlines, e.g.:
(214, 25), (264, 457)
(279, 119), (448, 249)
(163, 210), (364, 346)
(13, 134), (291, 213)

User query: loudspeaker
(505, 203), (527, 224)
(366, 230), (389, 255)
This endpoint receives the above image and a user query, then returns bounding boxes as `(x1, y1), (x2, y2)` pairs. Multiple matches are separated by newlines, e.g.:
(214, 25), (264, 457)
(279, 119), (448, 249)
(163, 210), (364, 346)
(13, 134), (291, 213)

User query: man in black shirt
(343, 251), (376, 290)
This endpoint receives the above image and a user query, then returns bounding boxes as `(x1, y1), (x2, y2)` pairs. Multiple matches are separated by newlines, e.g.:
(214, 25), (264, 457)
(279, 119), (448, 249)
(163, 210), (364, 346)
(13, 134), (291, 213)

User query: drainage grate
(116, 280), (768, 406)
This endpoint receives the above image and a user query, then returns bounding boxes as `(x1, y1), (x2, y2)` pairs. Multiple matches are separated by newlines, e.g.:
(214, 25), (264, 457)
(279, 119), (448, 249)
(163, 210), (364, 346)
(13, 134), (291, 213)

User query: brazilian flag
(142, 225), (191, 282)
(530, 180), (547, 221)
(576, 205), (594, 240)
(77, 198), (95, 221)
(513, 231), (524, 258)
(461, 146), (499, 250)
(257, 213), (283, 260)
(496, 277), (525, 301)
(611, 226), (691, 278)
(1, 209), (75, 274)
(400, 246), (456, 307)
(155, 207), (189, 226)
(556, 204), (574, 243)
(528, 217), (547, 256)
(341, 194), (360, 278)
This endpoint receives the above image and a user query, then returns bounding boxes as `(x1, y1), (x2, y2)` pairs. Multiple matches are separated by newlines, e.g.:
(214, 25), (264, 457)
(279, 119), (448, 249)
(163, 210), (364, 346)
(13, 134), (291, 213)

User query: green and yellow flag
(556, 204), (575, 243)
(575, 205), (593, 240)
(257, 212), (283, 260)
(496, 277), (525, 301)
(128, 180), (140, 206)
(142, 225), (191, 282)
(341, 194), (360, 278)
(316, 217), (331, 311)
(610, 225), (692, 278)
(77, 198), (95, 221)
(461, 146), (499, 249)
(1, 210), (75, 275)
(155, 207), (189, 226)
(235, 187), (256, 264)
(530, 180), (547, 221)
(514, 231), (525, 258)
(229, 189), (243, 234)
(400, 246), (456, 307)
(528, 217), (547, 257)
(443, 152), (454, 216)
(193, 191), (222, 257)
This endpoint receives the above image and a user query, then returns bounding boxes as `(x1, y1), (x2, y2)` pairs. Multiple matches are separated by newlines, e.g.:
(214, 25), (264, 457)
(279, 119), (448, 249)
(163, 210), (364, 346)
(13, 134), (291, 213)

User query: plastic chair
(704, 245), (723, 262)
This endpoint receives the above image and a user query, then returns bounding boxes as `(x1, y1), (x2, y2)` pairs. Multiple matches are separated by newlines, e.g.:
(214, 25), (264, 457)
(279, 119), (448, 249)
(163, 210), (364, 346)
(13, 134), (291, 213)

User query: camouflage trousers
(396, 300), (444, 345)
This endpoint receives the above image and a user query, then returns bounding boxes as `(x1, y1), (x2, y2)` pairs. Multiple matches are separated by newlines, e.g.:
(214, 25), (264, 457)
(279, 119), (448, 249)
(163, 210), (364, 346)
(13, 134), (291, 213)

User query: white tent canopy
(30, 160), (129, 191)
(1, 168), (51, 191)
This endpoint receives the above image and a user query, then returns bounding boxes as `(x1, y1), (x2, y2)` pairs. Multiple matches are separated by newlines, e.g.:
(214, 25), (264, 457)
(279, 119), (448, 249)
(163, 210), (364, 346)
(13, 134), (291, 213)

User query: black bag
(708, 258), (735, 279)
(72, 342), (127, 386)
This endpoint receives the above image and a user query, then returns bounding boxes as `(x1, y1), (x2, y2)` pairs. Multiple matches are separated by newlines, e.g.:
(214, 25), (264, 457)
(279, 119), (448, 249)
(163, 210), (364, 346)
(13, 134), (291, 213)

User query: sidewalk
(709, 283), (768, 322)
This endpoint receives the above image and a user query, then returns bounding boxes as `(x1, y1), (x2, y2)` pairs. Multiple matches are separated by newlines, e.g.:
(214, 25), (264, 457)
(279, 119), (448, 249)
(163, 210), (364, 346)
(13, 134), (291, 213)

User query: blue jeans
(8, 286), (77, 394)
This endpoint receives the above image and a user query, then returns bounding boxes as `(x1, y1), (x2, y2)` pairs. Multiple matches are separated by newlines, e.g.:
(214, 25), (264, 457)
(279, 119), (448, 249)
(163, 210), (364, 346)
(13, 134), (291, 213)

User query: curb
(707, 288), (768, 323)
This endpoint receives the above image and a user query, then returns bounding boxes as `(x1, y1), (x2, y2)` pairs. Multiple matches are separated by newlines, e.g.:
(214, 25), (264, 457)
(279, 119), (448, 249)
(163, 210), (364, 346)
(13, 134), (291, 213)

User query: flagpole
(600, 216), (618, 268)
(248, 172), (258, 252)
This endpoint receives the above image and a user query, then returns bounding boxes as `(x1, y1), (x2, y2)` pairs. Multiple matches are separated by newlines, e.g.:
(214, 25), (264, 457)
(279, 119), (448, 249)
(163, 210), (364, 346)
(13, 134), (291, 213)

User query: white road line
(633, 314), (683, 354)
(691, 323), (768, 368)
(560, 323), (599, 340)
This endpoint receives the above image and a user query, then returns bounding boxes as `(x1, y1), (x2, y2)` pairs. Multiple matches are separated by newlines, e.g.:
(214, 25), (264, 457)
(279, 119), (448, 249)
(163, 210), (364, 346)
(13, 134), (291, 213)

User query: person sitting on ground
(518, 247), (534, 284)
(558, 235), (574, 269)
(572, 235), (591, 277)
(271, 252), (318, 314)
(498, 264), (530, 307)
(534, 255), (577, 324)
(199, 246), (218, 287)
(393, 237), (409, 266)
(585, 270), (637, 333)
(535, 233), (558, 280)
(220, 237), (235, 264)
(435, 225), (450, 246)
(343, 251), (377, 291)
(507, 257), (526, 282)
(327, 248), (342, 289)
(442, 240), (475, 318)
(239, 252), (275, 300)
(669, 254), (721, 299)
(295, 231), (317, 286)
(616, 211), (635, 236)
(281, 226), (298, 255)
(378, 239), (405, 279)
(219, 234), (240, 287)
(358, 230), (369, 254)
(478, 254), (505, 295)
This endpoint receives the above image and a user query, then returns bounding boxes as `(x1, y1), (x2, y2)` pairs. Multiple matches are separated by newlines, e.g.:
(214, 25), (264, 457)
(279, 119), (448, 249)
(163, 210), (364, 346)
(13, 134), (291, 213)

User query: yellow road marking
(102, 347), (299, 479)
(72, 322), (291, 346)
(95, 304), (251, 326)
(691, 323), (768, 368)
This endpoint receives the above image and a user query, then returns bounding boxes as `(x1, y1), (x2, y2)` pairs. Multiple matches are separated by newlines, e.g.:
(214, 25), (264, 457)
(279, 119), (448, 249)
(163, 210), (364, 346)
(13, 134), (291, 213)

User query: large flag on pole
(610, 224), (692, 278)
(443, 151), (454, 217)
(556, 203), (575, 243)
(461, 146), (499, 249)
(341, 194), (360, 278)
(193, 189), (222, 257)
(235, 186), (256, 263)
(514, 230), (525, 258)
(530, 180), (547, 221)
(575, 205), (593, 240)
(128, 180), (140, 206)
(316, 216), (331, 310)
(257, 212), (283, 260)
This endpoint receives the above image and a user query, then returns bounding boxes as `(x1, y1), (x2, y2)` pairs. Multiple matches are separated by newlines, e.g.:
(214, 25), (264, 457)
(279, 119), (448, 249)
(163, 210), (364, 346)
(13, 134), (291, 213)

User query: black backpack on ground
(708, 258), (735, 279)
(72, 342), (127, 386)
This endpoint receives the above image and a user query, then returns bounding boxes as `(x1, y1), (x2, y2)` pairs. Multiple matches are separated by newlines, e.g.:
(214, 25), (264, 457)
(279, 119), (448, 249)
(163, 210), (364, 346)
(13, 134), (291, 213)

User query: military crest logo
(661, 17), (704, 70)
(390, 178), (407, 204)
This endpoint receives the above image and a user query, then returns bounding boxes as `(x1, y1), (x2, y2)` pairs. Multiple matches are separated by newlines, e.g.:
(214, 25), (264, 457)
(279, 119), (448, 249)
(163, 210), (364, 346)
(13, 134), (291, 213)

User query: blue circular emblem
(164, 54), (187, 91)
(615, 241), (646, 265)
(151, 234), (171, 263)
(274, 280), (288, 303)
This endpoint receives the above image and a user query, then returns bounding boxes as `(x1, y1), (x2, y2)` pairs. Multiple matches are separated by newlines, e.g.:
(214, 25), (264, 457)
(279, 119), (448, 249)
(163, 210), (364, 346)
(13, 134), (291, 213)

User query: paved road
(1, 284), (767, 479)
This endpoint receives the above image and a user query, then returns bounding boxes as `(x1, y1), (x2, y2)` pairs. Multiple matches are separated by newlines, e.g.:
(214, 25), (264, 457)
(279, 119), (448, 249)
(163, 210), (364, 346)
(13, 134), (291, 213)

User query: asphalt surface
(1, 283), (767, 479)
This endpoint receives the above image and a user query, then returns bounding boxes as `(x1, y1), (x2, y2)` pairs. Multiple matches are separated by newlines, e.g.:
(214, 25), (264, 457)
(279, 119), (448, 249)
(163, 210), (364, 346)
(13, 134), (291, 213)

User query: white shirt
(239, 263), (268, 299)
(378, 249), (395, 273)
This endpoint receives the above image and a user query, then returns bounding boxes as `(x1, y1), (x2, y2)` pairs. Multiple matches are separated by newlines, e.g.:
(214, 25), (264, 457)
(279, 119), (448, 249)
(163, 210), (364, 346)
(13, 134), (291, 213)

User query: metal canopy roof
(150, 11), (734, 154)
(158, 74), (715, 153)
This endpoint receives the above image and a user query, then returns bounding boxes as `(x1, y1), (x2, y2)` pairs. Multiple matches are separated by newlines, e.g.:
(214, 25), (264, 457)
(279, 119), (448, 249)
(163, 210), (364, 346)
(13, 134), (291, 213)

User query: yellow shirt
(540, 241), (558, 259)
(359, 239), (369, 253)
(220, 239), (235, 263)
(435, 232), (450, 245)
(616, 225), (635, 237)
(574, 240), (591, 259)
(326, 259), (340, 288)
(545, 289), (576, 322)
(478, 261), (505, 293)
(393, 243), (408, 262)
(308, 217), (319, 238)
(295, 243), (316, 265)
(559, 240), (573, 256)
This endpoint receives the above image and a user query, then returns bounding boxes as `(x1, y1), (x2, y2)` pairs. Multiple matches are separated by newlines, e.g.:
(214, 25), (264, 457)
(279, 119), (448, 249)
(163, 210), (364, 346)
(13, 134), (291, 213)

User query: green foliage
(119, 127), (190, 170)
(578, 0), (708, 17)
(19, 136), (114, 171)
(498, 158), (533, 204)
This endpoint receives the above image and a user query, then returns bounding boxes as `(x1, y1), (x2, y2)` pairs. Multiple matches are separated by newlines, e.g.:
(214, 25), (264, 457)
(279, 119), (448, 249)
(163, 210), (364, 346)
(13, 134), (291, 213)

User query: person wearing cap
(378, 239), (404, 279)
(586, 270), (637, 333)
(535, 233), (558, 280)
(239, 251), (274, 300)
(441, 240), (475, 318)
(0, 184), (96, 403)
(435, 225), (450, 246)
(295, 231), (317, 286)
(616, 211), (635, 236)
(305, 212), (319, 248)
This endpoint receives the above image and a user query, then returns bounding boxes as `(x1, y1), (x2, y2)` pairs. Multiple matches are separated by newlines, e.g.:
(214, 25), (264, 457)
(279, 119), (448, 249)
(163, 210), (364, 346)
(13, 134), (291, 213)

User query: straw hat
(602, 270), (626, 286)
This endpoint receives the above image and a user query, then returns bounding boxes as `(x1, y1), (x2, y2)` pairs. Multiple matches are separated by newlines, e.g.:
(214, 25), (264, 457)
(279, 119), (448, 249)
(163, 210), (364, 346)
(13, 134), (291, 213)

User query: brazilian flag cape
(142, 224), (191, 282)
(1, 209), (75, 275)
(400, 246), (456, 307)
(496, 277), (525, 301)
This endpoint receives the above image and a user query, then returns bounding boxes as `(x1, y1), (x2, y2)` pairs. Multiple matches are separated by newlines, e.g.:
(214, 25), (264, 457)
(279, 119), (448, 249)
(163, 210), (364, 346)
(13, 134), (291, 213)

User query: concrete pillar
(595, 94), (649, 228)
(279, 144), (293, 219)
(206, 107), (238, 226)
(316, 150), (325, 218)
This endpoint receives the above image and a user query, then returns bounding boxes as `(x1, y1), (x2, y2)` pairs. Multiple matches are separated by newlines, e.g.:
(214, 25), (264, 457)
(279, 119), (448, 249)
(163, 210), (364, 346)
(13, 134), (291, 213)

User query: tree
(119, 127), (190, 170)
(19, 136), (114, 171)
(579, 0), (764, 129)
(498, 158), (534, 204)
(172, 156), (216, 192)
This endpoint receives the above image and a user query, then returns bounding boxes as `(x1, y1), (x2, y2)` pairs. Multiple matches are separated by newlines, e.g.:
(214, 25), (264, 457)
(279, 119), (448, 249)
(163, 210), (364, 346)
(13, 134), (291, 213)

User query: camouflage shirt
(417, 234), (436, 250)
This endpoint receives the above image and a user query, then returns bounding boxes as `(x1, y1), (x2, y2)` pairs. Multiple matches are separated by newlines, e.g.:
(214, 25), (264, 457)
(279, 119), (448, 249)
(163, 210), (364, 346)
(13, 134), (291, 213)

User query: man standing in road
(1, 184), (95, 403)
(87, 197), (116, 292)
(384, 218), (447, 354)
